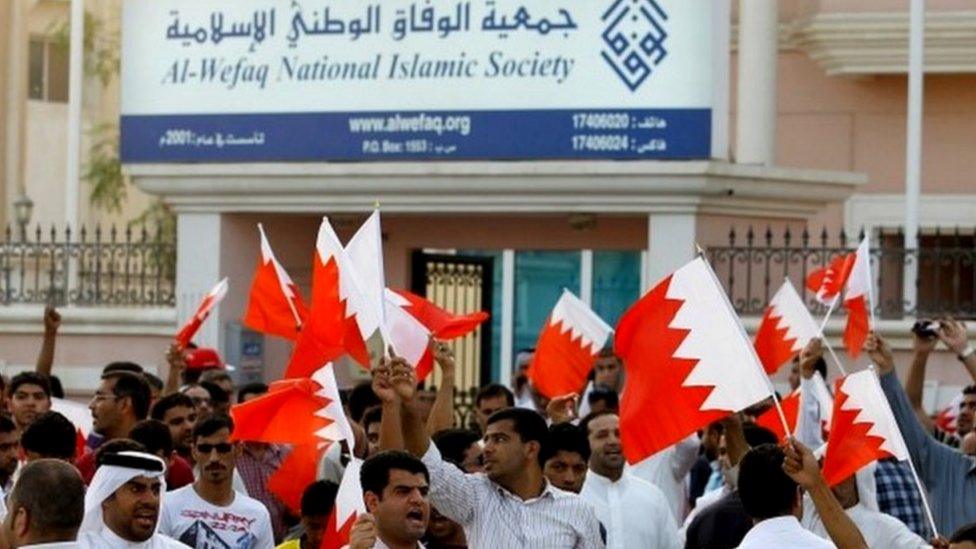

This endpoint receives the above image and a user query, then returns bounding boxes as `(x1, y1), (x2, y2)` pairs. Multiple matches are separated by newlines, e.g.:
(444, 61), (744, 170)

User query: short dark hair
(812, 357), (828, 381)
(738, 444), (798, 521)
(48, 375), (65, 399)
(94, 439), (148, 470)
(362, 405), (383, 431)
(193, 413), (234, 442)
(432, 428), (481, 468)
(9, 459), (85, 535)
(200, 381), (230, 405)
(742, 423), (780, 448)
(142, 373), (164, 393)
(360, 450), (429, 498)
(963, 385), (976, 397)
(951, 521), (976, 543)
(21, 411), (77, 460)
(540, 423), (590, 465)
(348, 381), (381, 424)
(301, 480), (339, 517)
(9, 372), (51, 399)
(237, 382), (269, 403)
(0, 414), (16, 434)
(129, 419), (173, 457)
(103, 361), (144, 375)
(102, 371), (151, 420)
(475, 383), (515, 408)
(587, 385), (619, 411)
(486, 408), (549, 465)
(579, 410), (617, 436)
(150, 392), (194, 421)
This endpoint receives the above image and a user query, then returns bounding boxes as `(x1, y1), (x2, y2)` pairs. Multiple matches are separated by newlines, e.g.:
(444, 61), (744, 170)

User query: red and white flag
(243, 224), (309, 341)
(754, 280), (821, 374)
(805, 237), (874, 358)
(175, 278), (228, 348)
(935, 394), (963, 434)
(806, 254), (856, 305)
(384, 289), (435, 380)
(615, 257), (774, 463)
(528, 290), (613, 399)
(343, 210), (386, 345)
(821, 369), (911, 486)
(284, 219), (352, 378)
(391, 289), (489, 340)
(312, 363), (356, 445)
(322, 457), (365, 549)
(842, 238), (874, 358)
(756, 389), (801, 440)
(343, 211), (439, 377)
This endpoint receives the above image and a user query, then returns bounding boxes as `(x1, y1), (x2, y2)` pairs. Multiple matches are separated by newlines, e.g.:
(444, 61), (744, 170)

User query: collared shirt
(420, 443), (604, 548)
(874, 458), (930, 539)
(628, 434), (700, 523)
(580, 470), (679, 549)
(236, 443), (289, 542)
(737, 516), (833, 549)
(880, 371), (976, 534)
(802, 502), (927, 548)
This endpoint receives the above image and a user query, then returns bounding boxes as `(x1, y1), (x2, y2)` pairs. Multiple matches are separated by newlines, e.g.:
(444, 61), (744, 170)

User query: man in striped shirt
(379, 356), (605, 548)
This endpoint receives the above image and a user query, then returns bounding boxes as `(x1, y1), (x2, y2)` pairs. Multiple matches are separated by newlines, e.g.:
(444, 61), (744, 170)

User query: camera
(911, 320), (940, 339)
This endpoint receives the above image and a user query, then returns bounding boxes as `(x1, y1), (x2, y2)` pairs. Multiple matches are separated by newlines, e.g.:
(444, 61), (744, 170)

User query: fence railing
(0, 224), (176, 307)
(707, 226), (976, 319)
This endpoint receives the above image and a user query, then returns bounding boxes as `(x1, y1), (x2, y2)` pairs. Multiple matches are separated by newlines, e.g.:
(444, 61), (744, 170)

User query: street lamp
(13, 193), (33, 240)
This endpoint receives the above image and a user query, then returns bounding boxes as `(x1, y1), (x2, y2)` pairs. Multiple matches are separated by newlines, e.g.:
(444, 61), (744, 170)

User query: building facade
(1, 1), (974, 412)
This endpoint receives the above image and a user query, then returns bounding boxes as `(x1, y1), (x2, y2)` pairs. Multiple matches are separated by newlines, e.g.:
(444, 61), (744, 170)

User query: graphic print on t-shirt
(175, 509), (259, 549)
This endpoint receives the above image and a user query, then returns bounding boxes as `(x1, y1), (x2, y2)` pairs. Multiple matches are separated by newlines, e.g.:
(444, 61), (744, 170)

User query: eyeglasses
(90, 393), (120, 403)
(196, 443), (233, 454)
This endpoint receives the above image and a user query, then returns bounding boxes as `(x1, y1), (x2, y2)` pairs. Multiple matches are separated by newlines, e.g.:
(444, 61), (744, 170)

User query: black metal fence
(0, 224), (176, 307)
(707, 226), (976, 319)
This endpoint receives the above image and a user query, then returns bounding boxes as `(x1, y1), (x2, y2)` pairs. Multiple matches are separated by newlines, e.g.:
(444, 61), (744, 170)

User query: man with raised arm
(378, 352), (604, 548)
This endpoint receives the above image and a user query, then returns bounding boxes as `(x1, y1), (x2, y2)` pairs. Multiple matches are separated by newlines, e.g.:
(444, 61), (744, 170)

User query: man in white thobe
(77, 451), (187, 548)
(580, 413), (680, 549)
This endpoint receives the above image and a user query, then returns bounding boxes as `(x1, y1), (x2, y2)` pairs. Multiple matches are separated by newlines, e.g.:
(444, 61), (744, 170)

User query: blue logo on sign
(601, 0), (669, 92)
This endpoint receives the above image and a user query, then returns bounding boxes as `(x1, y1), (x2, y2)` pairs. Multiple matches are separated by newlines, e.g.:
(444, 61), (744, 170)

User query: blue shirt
(880, 370), (976, 534)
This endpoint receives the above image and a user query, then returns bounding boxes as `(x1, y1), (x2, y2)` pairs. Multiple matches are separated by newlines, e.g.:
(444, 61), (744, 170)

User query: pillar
(647, 213), (697, 287)
(735, 0), (778, 166)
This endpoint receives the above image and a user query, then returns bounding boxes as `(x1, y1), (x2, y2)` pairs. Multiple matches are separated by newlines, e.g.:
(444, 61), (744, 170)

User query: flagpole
(821, 339), (848, 376)
(867, 365), (940, 538)
(698, 251), (793, 438)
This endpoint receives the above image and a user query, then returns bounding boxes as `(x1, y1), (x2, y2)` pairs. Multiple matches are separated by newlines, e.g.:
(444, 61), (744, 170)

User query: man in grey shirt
(374, 354), (604, 548)
(867, 331), (976, 535)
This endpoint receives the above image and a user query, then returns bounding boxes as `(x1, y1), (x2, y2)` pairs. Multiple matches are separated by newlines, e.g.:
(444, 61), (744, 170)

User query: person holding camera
(904, 318), (976, 449)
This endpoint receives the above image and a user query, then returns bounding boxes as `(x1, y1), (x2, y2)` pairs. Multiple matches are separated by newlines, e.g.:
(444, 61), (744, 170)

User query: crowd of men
(1, 307), (976, 548)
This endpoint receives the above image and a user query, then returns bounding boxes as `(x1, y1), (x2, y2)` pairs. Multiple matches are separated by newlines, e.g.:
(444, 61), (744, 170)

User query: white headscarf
(79, 451), (168, 537)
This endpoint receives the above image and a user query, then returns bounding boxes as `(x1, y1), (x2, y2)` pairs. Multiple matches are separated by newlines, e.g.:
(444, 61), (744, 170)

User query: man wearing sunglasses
(158, 414), (274, 548)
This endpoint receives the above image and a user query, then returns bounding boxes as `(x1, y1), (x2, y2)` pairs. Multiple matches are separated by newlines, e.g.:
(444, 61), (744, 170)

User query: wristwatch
(959, 344), (976, 362)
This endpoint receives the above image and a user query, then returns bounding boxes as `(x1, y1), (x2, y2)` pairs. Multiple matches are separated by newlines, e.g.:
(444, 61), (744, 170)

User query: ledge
(791, 10), (976, 75)
(130, 160), (866, 220)
(0, 305), (177, 336)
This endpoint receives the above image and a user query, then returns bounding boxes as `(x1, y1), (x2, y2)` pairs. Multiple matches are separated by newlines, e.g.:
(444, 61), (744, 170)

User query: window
(878, 230), (975, 318)
(28, 37), (69, 102)
(592, 251), (641, 327)
(513, 251), (580, 357)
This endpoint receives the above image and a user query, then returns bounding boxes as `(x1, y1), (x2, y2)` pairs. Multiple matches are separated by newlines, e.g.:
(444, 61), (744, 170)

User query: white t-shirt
(158, 485), (274, 549)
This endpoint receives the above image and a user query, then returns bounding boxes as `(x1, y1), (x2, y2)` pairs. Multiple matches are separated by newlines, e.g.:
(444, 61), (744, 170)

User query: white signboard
(121, 0), (724, 162)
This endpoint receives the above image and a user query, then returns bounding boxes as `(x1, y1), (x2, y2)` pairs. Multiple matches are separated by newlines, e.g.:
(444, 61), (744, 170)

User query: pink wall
(730, 52), (976, 196)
